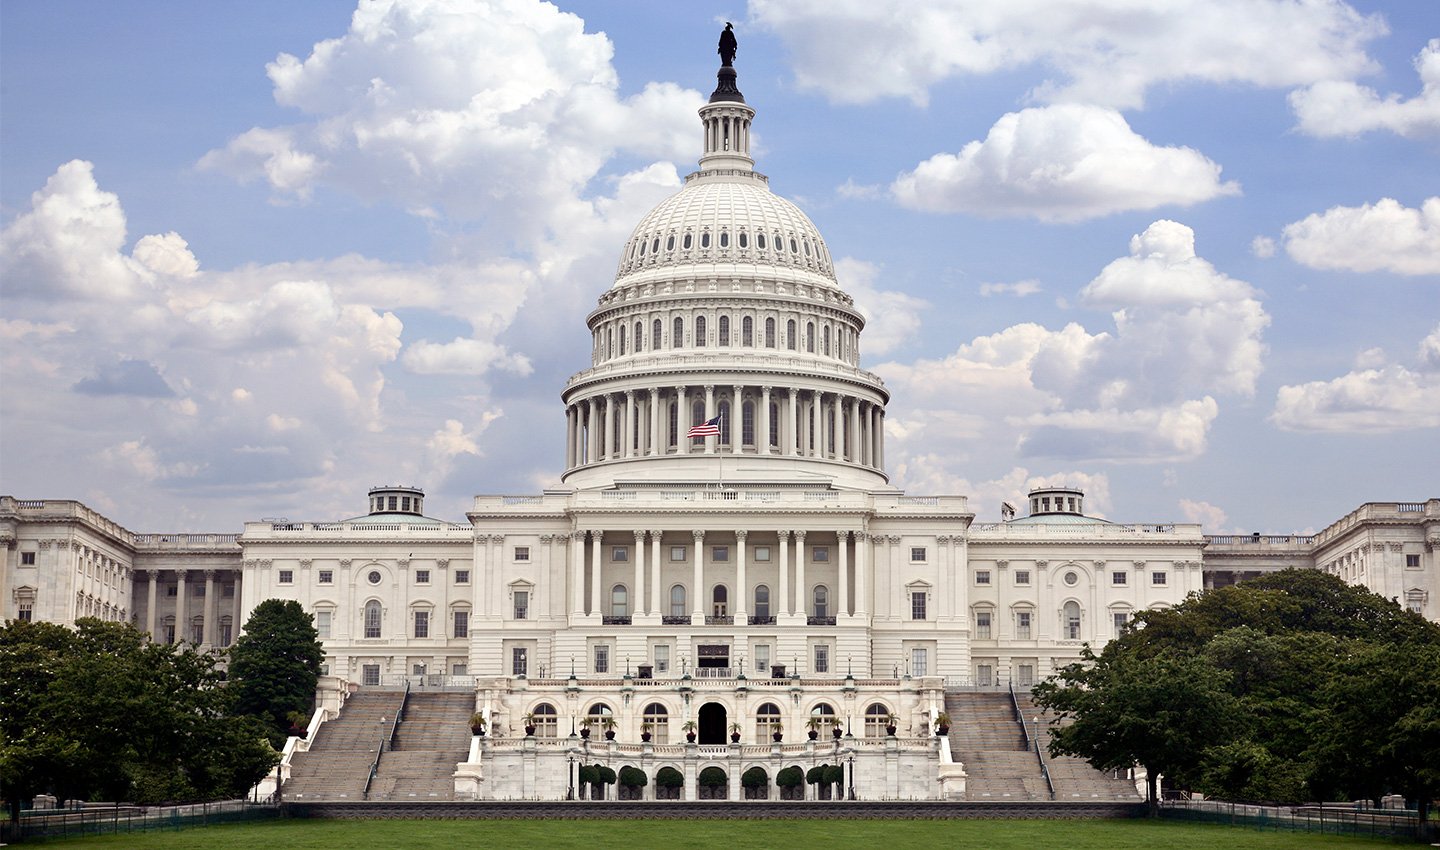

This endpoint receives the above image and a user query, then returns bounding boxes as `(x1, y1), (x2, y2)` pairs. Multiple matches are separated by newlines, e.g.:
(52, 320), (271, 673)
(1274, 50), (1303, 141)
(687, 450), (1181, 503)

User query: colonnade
(564, 384), (885, 472)
(140, 568), (244, 647)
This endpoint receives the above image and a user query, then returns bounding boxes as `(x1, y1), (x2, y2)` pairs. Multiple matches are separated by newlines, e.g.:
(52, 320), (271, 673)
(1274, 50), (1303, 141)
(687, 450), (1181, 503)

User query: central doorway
(698, 701), (727, 745)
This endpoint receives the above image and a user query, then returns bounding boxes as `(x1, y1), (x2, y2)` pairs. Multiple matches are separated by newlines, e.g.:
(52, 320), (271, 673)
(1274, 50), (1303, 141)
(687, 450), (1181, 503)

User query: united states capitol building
(3, 48), (1436, 803)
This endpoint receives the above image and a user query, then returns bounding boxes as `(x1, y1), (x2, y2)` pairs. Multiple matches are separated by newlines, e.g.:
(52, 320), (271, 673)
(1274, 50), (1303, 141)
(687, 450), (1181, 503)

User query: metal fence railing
(1160, 799), (1434, 842)
(0, 800), (279, 843)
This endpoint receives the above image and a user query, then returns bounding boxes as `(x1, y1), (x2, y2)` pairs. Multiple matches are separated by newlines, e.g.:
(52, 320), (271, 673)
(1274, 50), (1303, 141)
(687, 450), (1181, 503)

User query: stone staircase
(1013, 692), (1142, 801)
(946, 692), (1049, 800)
(285, 691), (404, 801)
(367, 692), (475, 801)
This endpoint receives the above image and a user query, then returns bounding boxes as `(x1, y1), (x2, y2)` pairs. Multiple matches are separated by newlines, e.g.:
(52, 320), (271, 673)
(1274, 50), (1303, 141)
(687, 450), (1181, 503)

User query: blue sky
(2, 0), (1436, 534)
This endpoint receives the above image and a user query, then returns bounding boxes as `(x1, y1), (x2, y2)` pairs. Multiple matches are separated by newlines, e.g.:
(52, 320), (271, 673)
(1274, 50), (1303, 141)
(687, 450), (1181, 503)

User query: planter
(772, 731), (783, 742)
(641, 731), (652, 743)
(686, 732), (697, 743)
(885, 725), (897, 736)
(832, 728), (843, 740)
(936, 725), (950, 736)
(580, 728), (591, 739)
(288, 725), (307, 739)
(730, 732), (741, 743)
(807, 730), (819, 741)
(525, 725), (536, 736)
(470, 726), (485, 736)
(605, 730), (616, 741)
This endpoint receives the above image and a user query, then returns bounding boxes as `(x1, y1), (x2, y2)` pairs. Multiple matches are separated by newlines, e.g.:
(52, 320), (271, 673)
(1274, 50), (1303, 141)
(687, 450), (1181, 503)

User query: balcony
(705, 615), (733, 626)
(661, 615), (690, 626)
(602, 615), (632, 626)
(748, 615), (776, 625)
(807, 616), (836, 626)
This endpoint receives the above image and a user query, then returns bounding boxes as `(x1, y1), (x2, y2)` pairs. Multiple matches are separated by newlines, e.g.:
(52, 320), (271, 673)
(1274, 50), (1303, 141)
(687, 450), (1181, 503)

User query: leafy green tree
(1033, 646), (1239, 814)
(226, 599), (323, 744)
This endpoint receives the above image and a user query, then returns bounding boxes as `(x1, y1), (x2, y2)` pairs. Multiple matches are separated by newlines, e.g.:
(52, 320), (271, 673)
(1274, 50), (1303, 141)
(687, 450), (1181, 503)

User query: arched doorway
(698, 701), (727, 745)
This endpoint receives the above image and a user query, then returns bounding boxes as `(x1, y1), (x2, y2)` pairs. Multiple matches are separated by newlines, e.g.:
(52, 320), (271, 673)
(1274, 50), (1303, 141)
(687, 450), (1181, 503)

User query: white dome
(613, 176), (837, 289)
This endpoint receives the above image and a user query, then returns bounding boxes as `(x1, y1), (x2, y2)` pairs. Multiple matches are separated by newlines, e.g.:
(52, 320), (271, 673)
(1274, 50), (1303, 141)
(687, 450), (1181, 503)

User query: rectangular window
(194, 583), (206, 596)
(20, 552), (36, 565)
(414, 610), (430, 638)
(1114, 611), (1129, 637)
(164, 624), (176, 644)
(1014, 570), (1030, 586)
(612, 546), (628, 562)
(452, 663), (467, 676)
(812, 546), (829, 562)
(1407, 554), (1421, 568)
(814, 645), (829, 674)
(911, 591), (927, 620)
(514, 546), (530, 562)
(362, 664), (381, 687)
(754, 643), (770, 673)
(712, 546), (729, 562)
(318, 570), (334, 584)
(911, 647), (928, 677)
(976, 611), (992, 639)
(315, 610), (332, 639)
(594, 645), (609, 674)
(455, 569), (470, 584)
(415, 569), (430, 585)
(654, 644), (670, 674)
(17, 602), (33, 622)
(512, 647), (528, 677)
(1016, 611), (1032, 639)
(754, 546), (771, 562)
(1152, 571), (1167, 586)
(1017, 664), (1035, 688)
(223, 584), (235, 597)
(167, 584), (178, 596)
(975, 570), (991, 586)
(670, 546), (687, 562)
(454, 610), (469, 638)
(513, 591), (529, 620)
(910, 547), (927, 562)
(977, 664), (993, 687)
(278, 570), (294, 585)
(1112, 571), (1127, 586)
(220, 622), (233, 646)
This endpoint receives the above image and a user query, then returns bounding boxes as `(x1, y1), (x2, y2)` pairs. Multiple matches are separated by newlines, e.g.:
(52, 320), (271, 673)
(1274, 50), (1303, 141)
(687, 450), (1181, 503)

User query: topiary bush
(806, 764), (828, 785)
(655, 765), (684, 800)
(741, 766), (768, 788)
(776, 765), (803, 788)
(597, 765), (617, 785)
(823, 764), (844, 787)
(619, 765), (648, 788)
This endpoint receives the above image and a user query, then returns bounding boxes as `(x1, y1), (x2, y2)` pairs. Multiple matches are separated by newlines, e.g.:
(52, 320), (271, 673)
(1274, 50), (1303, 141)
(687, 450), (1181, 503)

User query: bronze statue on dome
(718, 22), (737, 67)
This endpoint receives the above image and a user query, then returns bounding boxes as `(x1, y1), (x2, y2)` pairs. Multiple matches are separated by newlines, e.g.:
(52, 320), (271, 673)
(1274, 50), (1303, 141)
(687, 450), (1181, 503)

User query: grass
(35, 818), (1403, 849)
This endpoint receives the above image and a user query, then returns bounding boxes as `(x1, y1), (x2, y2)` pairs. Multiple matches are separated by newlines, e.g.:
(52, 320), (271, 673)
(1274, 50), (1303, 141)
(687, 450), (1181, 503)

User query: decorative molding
(436, 559), (450, 569)
(338, 559), (352, 568)
(299, 559), (313, 569)
(735, 530), (749, 541)
(1034, 560), (1048, 569)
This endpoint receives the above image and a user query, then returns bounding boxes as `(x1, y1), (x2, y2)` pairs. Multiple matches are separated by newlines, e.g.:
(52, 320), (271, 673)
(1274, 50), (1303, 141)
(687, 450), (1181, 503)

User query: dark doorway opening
(698, 701), (727, 745)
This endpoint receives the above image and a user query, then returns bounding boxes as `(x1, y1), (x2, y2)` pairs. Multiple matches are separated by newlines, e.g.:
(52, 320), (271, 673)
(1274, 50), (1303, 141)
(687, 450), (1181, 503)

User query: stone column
(691, 530), (706, 622)
(808, 393), (820, 457)
(830, 395), (841, 458)
(777, 530), (791, 617)
(838, 531), (850, 618)
(602, 394), (615, 460)
(704, 385), (716, 454)
(589, 530), (603, 617)
(849, 399), (861, 463)
(760, 386), (773, 455)
(794, 531), (807, 617)
(877, 409), (886, 469)
(203, 569), (217, 645)
(145, 569), (158, 637)
(649, 530), (662, 616)
(587, 397), (600, 464)
(633, 530), (646, 618)
(856, 532), (869, 616)
(870, 406), (880, 469)
(625, 390), (636, 458)
(174, 569), (188, 643)
(570, 531), (586, 617)
(677, 386), (691, 455)
(649, 388), (661, 457)
(786, 390), (798, 457)
(732, 384), (744, 453)
(937, 536), (951, 621)
(735, 530), (749, 620)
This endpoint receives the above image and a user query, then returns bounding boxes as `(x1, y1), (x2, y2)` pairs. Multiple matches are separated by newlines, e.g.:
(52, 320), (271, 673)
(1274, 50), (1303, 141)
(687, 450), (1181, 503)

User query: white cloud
(1282, 197), (1440, 276)
(891, 105), (1238, 222)
(980, 280), (1041, 297)
(1271, 324), (1440, 432)
(1179, 498), (1228, 531)
(752, 0), (1383, 109)
(132, 232), (200, 278)
(834, 258), (928, 356)
(402, 337), (534, 376)
(1250, 236), (1276, 258)
(1290, 38), (1440, 138)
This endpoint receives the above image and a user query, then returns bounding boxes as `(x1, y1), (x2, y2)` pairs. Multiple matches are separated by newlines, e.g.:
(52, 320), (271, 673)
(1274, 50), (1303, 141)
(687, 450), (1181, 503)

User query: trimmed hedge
(618, 766), (648, 788)
(656, 766), (684, 789)
(698, 766), (728, 787)
(741, 766), (769, 788)
(775, 766), (804, 788)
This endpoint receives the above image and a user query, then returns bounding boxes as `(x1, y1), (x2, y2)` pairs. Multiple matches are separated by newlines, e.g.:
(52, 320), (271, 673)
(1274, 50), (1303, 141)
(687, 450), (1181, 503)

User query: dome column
(677, 386), (692, 455)
(649, 388), (661, 457)
(603, 394), (615, 460)
(808, 392), (821, 458)
(830, 394), (841, 459)
(849, 399), (861, 464)
(732, 384), (744, 453)
(760, 386), (773, 455)
(624, 390), (636, 458)
(786, 390), (798, 457)
(704, 385), (716, 454)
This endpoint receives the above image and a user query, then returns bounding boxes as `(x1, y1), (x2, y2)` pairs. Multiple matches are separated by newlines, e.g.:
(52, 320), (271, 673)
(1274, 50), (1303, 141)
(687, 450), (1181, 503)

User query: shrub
(656, 766), (684, 789)
(698, 766), (728, 787)
(776, 766), (804, 788)
(619, 766), (648, 788)
(577, 764), (598, 786)
(741, 766), (769, 789)
(806, 764), (829, 785)
(596, 765), (617, 785)
(823, 764), (844, 787)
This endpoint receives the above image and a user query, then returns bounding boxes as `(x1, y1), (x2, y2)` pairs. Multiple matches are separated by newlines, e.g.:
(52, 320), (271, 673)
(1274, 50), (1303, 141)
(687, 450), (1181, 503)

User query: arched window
(806, 322), (815, 353)
(757, 233), (767, 250)
(669, 585), (687, 617)
(739, 231), (748, 248)
(864, 703), (891, 738)
(813, 585), (829, 618)
(653, 319), (662, 350)
(822, 325), (830, 356)
(701, 232), (711, 248)
(643, 702), (670, 744)
(810, 702), (837, 735)
(765, 317), (776, 348)
(668, 401), (678, 448)
(754, 584), (770, 620)
(742, 400), (755, 446)
(742, 316), (753, 346)
(786, 319), (797, 350)
(695, 315), (707, 346)
(652, 237), (660, 253)
(607, 327), (614, 359)
(364, 600), (382, 638)
(618, 324), (626, 355)
(768, 401), (779, 447)
(719, 230), (729, 248)
(531, 702), (559, 738)
(635, 321), (643, 352)
(683, 233), (692, 250)
(639, 238), (647, 256)
(719, 315), (730, 346)
(611, 584), (629, 617)
(756, 702), (781, 739)
(673, 317), (684, 348)
(719, 399), (732, 444)
(666, 234), (675, 251)
(691, 400), (705, 444)
(712, 585), (728, 617)
(1064, 601), (1082, 640)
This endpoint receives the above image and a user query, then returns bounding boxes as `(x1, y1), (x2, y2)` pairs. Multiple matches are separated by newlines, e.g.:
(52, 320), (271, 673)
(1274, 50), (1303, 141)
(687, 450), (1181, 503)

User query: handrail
(362, 681), (409, 800)
(1010, 681), (1054, 800)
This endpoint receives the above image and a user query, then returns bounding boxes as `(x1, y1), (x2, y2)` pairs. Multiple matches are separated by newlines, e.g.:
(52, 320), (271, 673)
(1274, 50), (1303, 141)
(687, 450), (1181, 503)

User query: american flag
(686, 415), (722, 438)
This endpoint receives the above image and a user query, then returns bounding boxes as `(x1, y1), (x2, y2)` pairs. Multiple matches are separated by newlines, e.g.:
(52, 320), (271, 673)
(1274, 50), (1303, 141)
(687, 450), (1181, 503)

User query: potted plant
(523, 712), (538, 736)
(771, 723), (784, 743)
(469, 711), (486, 736)
(884, 713), (898, 736)
(682, 719), (697, 743)
(640, 720), (653, 743)
(832, 724), (843, 740)
(601, 715), (618, 741)
(935, 711), (951, 736)
(730, 721), (742, 743)
(805, 716), (822, 741)
(580, 717), (593, 739)
(286, 710), (309, 739)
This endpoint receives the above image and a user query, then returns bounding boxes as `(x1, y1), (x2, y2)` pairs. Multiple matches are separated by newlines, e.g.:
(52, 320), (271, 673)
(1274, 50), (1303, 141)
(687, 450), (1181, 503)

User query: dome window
(683, 233), (693, 250)
(639, 239), (647, 256)
(774, 232), (783, 251)
(701, 232), (712, 249)
(803, 240), (812, 256)
(652, 238), (661, 253)
(757, 233), (766, 250)
(719, 231), (729, 248)
(739, 232), (748, 248)
(666, 235), (675, 251)
(790, 238), (798, 254)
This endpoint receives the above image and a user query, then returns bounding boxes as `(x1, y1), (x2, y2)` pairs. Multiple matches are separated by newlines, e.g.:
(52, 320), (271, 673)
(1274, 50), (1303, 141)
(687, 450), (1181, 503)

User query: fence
(0, 799), (280, 843)
(1160, 799), (1433, 842)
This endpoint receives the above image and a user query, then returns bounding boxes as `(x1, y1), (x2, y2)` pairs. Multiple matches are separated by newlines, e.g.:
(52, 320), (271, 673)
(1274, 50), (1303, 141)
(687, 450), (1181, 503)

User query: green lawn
(35, 818), (1402, 849)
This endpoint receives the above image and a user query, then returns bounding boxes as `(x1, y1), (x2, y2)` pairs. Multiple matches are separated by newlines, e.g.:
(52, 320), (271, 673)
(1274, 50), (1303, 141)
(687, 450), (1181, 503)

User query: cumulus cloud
(835, 258), (928, 356)
(402, 337), (534, 376)
(1250, 236), (1276, 258)
(1179, 498), (1228, 531)
(1291, 38), (1440, 138)
(878, 220), (1268, 470)
(980, 280), (1041, 298)
(752, 0), (1383, 109)
(891, 105), (1238, 222)
(1281, 197), (1440, 275)
(1271, 324), (1440, 432)
(73, 359), (175, 398)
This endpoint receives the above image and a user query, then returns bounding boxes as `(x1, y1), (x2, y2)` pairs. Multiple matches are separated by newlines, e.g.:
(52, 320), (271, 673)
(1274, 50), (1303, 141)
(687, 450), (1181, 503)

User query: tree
(1032, 645), (1239, 814)
(226, 599), (323, 744)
